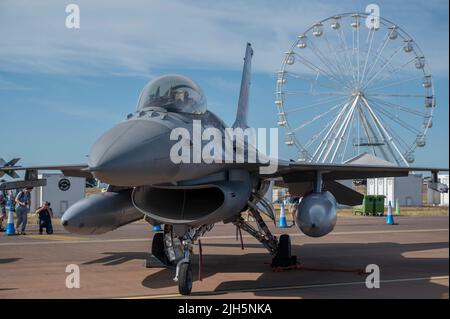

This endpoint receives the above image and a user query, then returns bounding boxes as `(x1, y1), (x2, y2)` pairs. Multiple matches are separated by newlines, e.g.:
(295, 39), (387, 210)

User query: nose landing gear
(145, 224), (213, 295)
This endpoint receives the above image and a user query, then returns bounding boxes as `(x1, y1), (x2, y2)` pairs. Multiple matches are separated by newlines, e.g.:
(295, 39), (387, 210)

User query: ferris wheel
(275, 12), (435, 166)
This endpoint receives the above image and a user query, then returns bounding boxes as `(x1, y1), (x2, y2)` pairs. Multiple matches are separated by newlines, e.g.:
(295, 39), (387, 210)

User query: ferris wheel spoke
(366, 57), (416, 89)
(287, 71), (343, 91)
(363, 44), (404, 89)
(371, 106), (415, 156)
(360, 28), (377, 86)
(368, 75), (422, 92)
(293, 53), (348, 86)
(363, 28), (396, 86)
(367, 93), (426, 98)
(372, 109), (418, 141)
(362, 98), (418, 165)
(323, 32), (352, 82)
(285, 95), (346, 113)
(367, 96), (426, 117)
(284, 90), (347, 96)
(355, 17), (362, 84)
(308, 41), (350, 85)
(378, 115), (413, 152)
(337, 27), (358, 84)
(292, 102), (343, 132)
(368, 99), (422, 134)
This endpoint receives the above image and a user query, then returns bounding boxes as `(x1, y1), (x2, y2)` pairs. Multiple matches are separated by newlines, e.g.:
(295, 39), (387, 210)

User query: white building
(426, 173), (449, 206)
(345, 153), (423, 207)
(439, 174), (449, 206)
(427, 186), (441, 205)
(30, 173), (85, 217)
(367, 174), (423, 206)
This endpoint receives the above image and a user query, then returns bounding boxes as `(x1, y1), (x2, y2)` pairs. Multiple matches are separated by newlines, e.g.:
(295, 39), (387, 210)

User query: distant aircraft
(1, 43), (448, 295)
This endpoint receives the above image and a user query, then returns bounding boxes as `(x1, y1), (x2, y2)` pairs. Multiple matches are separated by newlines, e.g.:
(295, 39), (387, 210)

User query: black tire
(178, 263), (193, 295)
(277, 234), (291, 259)
(271, 234), (294, 267)
(151, 232), (166, 262)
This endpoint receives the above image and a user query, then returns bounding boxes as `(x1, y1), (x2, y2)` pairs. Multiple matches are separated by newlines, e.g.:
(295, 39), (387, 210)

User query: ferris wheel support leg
(361, 96), (409, 166)
(357, 107), (376, 156)
(357, 106), (389, 160)
(330, 98), (359, 162)
(323, 96), (359, 162)
(314, 101), (351, 162)
(362, 98), (402, 165)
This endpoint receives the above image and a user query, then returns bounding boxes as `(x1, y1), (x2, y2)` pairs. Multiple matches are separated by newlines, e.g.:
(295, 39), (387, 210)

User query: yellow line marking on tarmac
(1, 228), (448, 246)
(26, 234), (89, 241)
(119, 293), (182, 299)
(118, 275), (450, 299)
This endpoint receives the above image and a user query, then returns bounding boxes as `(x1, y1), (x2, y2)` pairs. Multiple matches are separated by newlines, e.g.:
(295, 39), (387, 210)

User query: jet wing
(0, 164), (91, 178)
(254, 161), (448, 205)
(268, 161), (448, 183)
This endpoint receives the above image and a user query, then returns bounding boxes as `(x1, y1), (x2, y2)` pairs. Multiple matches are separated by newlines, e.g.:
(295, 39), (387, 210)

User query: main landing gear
(232, 205), (297, 269)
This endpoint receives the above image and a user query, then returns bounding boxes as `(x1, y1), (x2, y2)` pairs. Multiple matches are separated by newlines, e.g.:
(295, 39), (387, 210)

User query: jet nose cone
(61, 216), (80, 233)
(61, 199), (90, 234)
(61, 211), (78, 233)
(88, 119), (175, 186)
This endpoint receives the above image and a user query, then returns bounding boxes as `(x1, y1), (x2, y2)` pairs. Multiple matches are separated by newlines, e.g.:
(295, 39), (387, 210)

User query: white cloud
(0, 0), (447, 77)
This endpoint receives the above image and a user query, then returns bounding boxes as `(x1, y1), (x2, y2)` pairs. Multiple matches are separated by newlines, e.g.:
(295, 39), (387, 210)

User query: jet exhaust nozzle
(296, 191), (337, 237)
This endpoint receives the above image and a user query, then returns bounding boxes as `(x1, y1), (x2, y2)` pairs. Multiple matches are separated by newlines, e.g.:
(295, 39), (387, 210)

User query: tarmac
(0, 215), (448, 299)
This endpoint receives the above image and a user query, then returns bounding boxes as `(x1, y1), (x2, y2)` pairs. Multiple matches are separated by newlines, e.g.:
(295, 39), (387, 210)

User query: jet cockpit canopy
(137, 74), (207, 114)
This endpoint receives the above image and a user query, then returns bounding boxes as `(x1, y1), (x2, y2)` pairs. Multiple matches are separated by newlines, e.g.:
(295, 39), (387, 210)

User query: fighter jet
(1, 43), (448, 295)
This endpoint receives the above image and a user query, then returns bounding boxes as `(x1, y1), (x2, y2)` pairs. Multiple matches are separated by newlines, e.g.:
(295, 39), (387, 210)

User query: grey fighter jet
(1, 43), (448, 295)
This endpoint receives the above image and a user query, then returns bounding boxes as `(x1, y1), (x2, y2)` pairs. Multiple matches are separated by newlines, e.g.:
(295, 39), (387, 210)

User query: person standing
(0, 191), (6, 232)
(288, 196), (300, 225)
(15, 187), (32, 235)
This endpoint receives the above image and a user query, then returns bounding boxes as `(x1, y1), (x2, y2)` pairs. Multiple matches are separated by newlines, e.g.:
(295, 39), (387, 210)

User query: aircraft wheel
(271, 234), (296, 267)
(178, 262), (193, 295)
(151, 232), (167, 263)
(278, 234), (291, 259)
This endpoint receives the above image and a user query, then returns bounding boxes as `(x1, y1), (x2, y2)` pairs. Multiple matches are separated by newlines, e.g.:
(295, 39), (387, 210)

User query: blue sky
(0, 0), (448, 169)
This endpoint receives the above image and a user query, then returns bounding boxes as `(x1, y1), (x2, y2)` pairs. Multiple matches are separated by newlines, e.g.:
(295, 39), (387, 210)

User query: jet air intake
(296, 191), (337, 237)
(132, 170), (252, 226)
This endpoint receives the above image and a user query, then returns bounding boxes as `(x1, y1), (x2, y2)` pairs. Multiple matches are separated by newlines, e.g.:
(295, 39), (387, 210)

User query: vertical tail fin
(0, 158), (21, 179)
(5, 158), (20, 167)
(232, 43), (253, 129)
